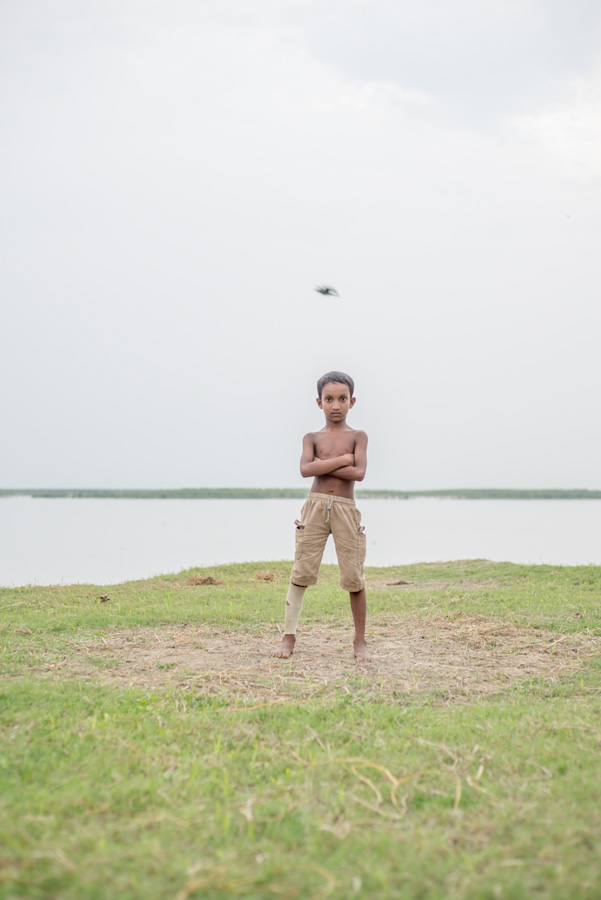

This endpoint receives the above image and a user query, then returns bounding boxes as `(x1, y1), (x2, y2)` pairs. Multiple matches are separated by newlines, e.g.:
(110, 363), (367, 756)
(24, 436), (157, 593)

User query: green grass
(1, 560), (601, 899)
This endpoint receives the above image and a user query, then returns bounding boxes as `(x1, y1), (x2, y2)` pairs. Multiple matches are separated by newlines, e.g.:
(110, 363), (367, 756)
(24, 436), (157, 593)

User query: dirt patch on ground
(34, 615), (598, 705)
(365, 577), (494, 591)
(186, 575), (224, 586)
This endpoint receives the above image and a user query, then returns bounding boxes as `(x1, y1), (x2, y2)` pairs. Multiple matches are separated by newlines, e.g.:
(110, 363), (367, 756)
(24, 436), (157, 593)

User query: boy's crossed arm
(299, 432), (368, 482)
(299, 434), (353, 478)
(329, 431), (367, 482)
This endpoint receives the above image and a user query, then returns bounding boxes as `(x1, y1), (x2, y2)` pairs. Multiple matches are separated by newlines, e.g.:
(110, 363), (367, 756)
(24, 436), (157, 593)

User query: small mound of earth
(186, 575), (223, 586)
(38, 616), (597, 705)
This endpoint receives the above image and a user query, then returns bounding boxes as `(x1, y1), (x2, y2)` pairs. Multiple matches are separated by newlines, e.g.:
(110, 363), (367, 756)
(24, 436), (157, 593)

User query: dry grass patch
(255, 570), (278, 582)
(186, 574), (223, 586)
(26, 615), (598, 706)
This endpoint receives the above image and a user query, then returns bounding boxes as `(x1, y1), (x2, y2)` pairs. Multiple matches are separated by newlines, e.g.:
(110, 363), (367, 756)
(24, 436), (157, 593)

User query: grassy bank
(1, 561), (600, 899)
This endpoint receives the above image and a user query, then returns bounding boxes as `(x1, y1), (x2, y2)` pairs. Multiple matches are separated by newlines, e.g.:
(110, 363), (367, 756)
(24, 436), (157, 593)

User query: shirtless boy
(273, 371), (371, 661)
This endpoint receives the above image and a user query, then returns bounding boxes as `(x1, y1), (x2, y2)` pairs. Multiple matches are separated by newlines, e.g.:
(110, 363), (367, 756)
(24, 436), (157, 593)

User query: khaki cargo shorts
(289, 493), (366, 592)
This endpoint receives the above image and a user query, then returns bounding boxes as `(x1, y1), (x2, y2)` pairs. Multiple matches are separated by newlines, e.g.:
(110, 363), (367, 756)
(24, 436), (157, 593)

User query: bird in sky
(314, 285), (339, 296)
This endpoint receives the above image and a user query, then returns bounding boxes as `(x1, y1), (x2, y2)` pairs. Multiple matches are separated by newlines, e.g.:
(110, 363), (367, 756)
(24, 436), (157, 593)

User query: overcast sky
(1, 0), (600, 490)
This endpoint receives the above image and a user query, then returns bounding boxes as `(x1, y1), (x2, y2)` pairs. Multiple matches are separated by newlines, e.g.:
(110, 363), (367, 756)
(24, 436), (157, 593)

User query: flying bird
(314, 285), (339, 296)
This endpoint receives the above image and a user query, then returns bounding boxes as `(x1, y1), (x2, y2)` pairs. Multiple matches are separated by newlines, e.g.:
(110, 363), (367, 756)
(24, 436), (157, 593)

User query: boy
(273, 371), (371, 661)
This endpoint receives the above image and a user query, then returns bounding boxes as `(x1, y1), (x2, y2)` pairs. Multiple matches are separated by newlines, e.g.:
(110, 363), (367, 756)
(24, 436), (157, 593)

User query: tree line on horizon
(1, 488), (600, 500)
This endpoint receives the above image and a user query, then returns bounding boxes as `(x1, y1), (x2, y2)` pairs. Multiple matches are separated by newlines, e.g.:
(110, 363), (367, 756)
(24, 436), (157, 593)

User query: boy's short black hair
(317, 371), (355, 399)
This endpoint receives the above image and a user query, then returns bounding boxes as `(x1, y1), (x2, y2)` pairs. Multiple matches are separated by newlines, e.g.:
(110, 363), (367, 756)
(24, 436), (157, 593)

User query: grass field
(1, 560), (600, 899)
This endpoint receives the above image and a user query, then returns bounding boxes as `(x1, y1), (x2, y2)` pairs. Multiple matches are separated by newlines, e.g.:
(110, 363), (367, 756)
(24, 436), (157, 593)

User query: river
(1, 496), (600, 586)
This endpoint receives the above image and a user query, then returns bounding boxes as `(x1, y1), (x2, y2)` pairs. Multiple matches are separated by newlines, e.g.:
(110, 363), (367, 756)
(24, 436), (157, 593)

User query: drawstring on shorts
(325, 497), (334, 524)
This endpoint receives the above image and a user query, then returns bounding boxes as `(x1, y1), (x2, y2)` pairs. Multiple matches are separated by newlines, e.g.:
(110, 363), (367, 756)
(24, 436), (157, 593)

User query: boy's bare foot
(273, 634), (295, 659)
(354, 639), (372, 662)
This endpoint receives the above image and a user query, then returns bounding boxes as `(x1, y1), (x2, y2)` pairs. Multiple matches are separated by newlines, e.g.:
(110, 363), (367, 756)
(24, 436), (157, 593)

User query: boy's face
(317, 381), (355, 423)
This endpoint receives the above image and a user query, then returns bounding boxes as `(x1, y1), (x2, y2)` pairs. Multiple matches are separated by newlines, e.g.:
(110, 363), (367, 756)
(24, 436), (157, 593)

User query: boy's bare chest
(314, 432), (356, 458)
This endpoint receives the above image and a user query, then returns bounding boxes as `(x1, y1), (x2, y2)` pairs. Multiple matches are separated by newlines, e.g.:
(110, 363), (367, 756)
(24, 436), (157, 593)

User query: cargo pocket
(294, 519), (305, 560)
(357, 525), (366, 566)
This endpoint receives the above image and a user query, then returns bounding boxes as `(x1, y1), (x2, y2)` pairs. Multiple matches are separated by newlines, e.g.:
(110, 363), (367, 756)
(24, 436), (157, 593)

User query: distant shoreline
(2, 488), (601, 500)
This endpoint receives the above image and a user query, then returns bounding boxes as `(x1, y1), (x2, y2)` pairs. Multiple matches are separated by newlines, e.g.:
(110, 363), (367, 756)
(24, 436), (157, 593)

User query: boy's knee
(289, 559), (318, 586)
(341, 579), (365, 593)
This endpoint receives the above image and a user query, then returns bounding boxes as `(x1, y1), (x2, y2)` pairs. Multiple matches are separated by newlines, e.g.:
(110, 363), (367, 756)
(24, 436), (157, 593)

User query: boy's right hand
(342, 453), (355, 467)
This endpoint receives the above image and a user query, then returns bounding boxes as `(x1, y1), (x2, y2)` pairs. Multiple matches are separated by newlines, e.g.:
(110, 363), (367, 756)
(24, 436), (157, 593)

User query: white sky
(1, 0), (600, 490)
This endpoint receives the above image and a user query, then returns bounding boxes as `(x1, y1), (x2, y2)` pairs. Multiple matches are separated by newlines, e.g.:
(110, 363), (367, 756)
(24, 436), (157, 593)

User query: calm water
(1, 496), (600, 586)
